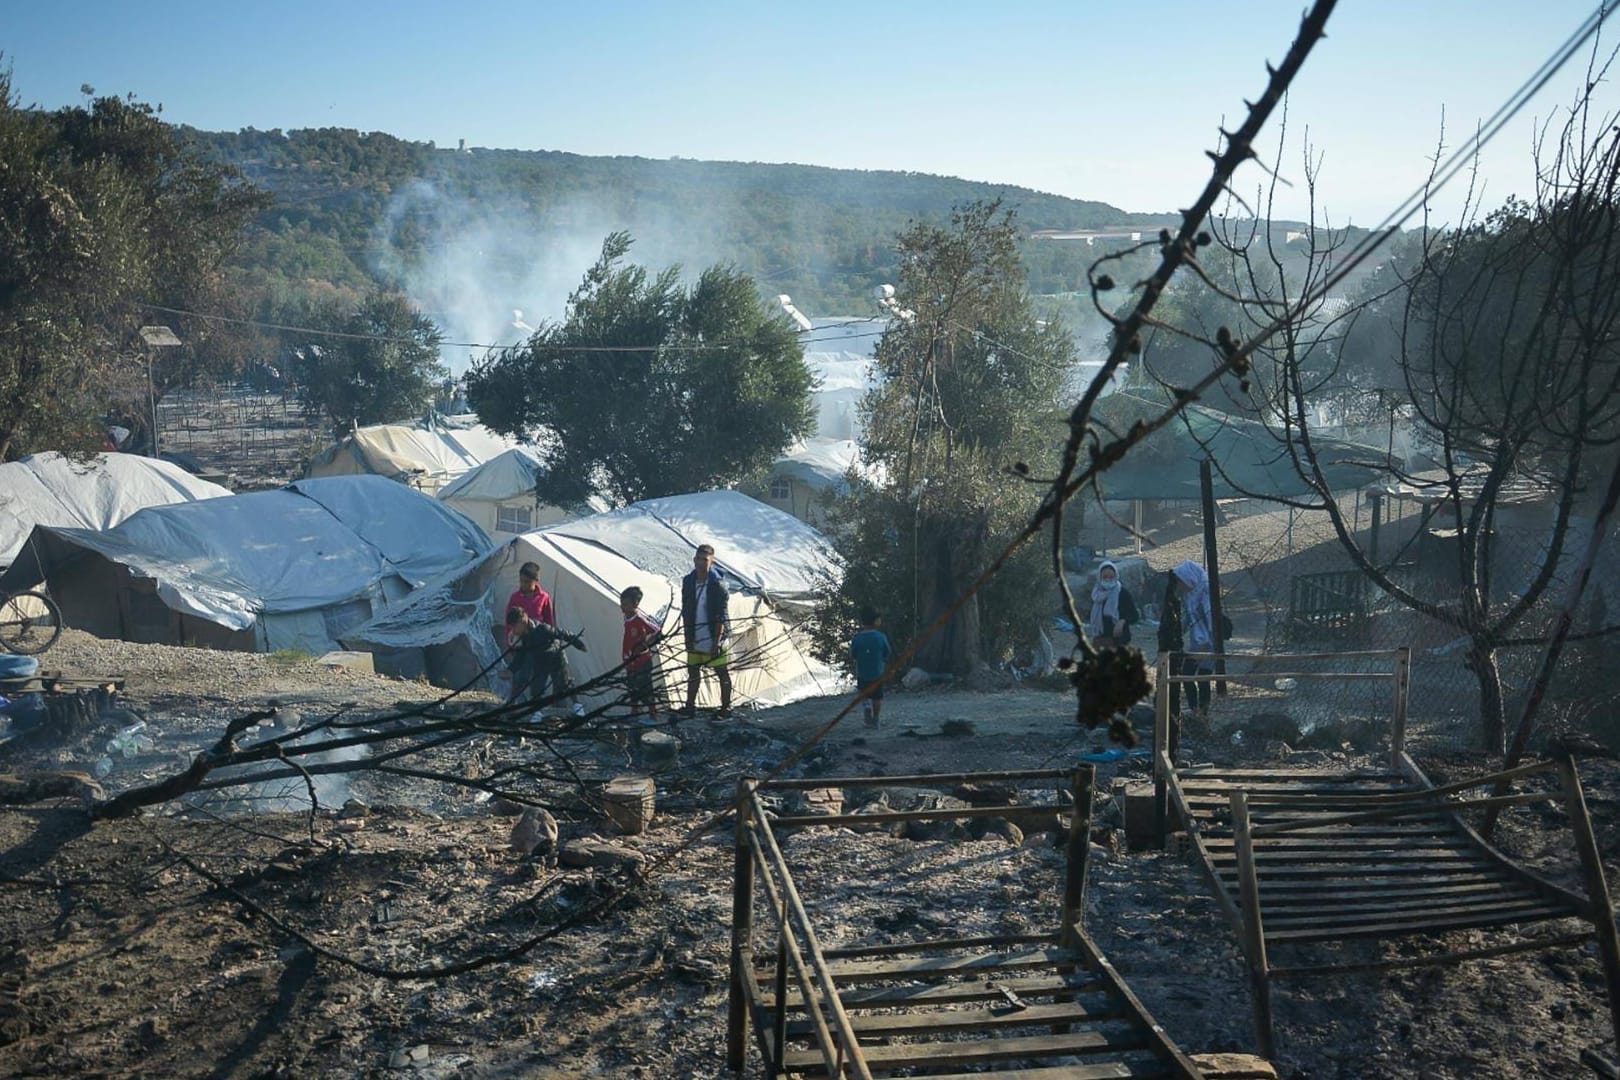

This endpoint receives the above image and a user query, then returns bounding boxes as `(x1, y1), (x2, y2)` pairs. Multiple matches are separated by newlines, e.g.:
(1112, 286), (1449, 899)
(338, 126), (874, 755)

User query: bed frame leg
(1232, 791), (1277, 1060)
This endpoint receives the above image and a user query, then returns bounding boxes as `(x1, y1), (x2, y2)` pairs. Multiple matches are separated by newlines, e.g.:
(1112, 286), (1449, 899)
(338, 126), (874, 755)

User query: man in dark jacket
(680, 544), (733, 720)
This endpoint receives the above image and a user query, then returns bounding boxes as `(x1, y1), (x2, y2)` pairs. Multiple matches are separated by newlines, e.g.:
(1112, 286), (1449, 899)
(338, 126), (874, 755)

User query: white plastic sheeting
(0, 453), (230, 570)
(435, 446), (608, 540)
(344, 490), (840, 706)
(803, 317), (883, 441)
(0, 476), (492, 654)
(306, 414), (522, 493)
(550, 491), (834, 605)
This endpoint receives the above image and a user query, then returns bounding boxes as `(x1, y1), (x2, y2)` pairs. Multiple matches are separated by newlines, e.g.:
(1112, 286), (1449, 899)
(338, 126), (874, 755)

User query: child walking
(849, 608), (893, 726)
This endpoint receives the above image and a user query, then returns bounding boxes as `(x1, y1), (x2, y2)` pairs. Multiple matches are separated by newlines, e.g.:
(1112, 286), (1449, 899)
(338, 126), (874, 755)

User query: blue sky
(5, 0), (1613, 226)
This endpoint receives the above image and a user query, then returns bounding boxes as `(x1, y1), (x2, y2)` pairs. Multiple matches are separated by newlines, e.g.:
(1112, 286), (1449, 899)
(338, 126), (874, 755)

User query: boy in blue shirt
(849, 608), (893, 726)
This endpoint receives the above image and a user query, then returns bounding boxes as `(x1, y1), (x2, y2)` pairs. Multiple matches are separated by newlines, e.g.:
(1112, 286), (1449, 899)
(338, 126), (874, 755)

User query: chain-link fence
(1069, 491), (1620, 761)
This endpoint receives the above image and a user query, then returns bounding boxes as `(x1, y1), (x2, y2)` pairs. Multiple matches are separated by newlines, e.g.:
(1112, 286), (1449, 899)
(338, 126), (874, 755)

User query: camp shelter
(802, 316), (882, 440)
(741, 437), (873, 526)
(305, 414), (521, 494)
(344, 490), (839, 707)
(435, 446), (607, 541)
(0, 452), (231, 571)
(1087, 392), (1388, 501)
(0, 475), (491, 660)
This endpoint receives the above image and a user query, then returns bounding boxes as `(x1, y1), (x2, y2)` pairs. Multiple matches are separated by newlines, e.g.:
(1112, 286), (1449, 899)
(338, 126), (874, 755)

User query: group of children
(502, 557), (897, 728)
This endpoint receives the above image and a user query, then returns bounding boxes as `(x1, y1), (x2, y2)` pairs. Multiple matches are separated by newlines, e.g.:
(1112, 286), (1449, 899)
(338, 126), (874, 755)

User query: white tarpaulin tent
(0, 452), (231, 570)
(0, 475), (491, 659)
(435, 446), (608, 541)
(344, 490), (840, 707)
(803, 317), (883, 441)
(306, 414), (521, 494)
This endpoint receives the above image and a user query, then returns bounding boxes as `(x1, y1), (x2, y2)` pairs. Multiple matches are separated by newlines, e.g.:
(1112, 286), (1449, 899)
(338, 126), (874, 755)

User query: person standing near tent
(506, 562), (554, 644)
(1170, 560), (1215, 720)
(680, 544), (733, 720)
(620, 586), (663, 724)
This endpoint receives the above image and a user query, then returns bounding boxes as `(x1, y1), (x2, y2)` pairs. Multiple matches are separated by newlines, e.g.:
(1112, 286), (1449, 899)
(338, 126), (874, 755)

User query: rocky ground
(0, 630), (1616, 1078)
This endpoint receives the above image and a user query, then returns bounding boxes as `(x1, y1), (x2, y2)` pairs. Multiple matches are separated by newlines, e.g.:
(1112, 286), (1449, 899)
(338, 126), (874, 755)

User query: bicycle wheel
(0, 590), (63, 655)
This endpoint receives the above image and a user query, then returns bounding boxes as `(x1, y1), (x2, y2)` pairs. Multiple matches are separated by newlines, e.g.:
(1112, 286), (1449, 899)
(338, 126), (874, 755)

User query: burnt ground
(0, 631), (1616, 1079)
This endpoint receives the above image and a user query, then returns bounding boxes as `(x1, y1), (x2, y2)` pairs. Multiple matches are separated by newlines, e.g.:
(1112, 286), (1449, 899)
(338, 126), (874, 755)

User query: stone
(315, 650), (375, 675)
(1189, 1052), (1280, 1079)
(510, 807), (559, 859)
(637, 730), (681, 765)
(793, 787), (843, 817)
(940, 718), (976, 738)
(559, 837), (646, 871)
(900, 667), (931, 690)
(1120, 781), (1181, 851)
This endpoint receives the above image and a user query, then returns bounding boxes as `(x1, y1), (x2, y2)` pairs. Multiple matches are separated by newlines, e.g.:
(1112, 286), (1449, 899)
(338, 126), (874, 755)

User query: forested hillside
(188, 126), (1171, 335)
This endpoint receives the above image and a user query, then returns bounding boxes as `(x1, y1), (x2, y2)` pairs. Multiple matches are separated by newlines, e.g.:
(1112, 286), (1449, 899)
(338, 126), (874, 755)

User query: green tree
(824, 202), (1074, 674)
(464, 231), (815, 506)
(0, 74), (263, 460)
(286, 292), (446, 435)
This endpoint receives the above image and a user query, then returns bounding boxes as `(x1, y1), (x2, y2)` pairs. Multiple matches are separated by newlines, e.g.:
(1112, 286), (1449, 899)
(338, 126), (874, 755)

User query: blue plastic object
(0, 654), (40, 679)
(1078, 746), (1152, 764)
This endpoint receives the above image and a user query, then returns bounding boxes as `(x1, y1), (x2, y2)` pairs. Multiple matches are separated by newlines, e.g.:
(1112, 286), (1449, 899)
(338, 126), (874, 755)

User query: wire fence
(1070, 490), (1620, 759)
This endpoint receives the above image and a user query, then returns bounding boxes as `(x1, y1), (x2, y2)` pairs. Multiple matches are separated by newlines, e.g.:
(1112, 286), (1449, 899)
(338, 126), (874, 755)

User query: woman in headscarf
(1087, 560), (1139, 647)
(1170, 559), (1215, 717)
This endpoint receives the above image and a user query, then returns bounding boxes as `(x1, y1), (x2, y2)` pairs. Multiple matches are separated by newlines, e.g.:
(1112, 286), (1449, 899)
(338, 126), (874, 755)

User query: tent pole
(1199, 459), (1228, 696)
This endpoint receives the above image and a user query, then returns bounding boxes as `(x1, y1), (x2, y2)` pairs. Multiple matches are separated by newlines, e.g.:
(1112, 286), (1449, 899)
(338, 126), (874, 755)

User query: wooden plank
(1237, 872), (1513, 893)
(892, 1063), (1172, 1080)
(1210, 860), (1505, 880)
(818, 947), (1083, 984)
(1263, 901), (1577, 943)
(1258, 881), (1539, 915)
(760, 975), (1110, 1010)
(1261, 893), (1561, 929)
(1178, 766), (1404, 779)
(1202, 835), (1470, 852)
(780, 1026), (1150, 1071)
(1180, 779), (1413, 795)
(1219, 848), (1494, 868)
(782, 999), (1129, 1038)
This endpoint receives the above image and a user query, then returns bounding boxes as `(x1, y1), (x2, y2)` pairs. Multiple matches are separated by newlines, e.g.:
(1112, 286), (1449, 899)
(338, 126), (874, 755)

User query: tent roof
(1086, 393), (1390, 501)
(540, 490), (832, 601)
(0, 452), (231, 570)
(770, 437), (879, 491)
(0, 475), (491, 629)
(435, 445), (549, 503)
(307, 414), (522, 484)
(435, 445), (610, 514)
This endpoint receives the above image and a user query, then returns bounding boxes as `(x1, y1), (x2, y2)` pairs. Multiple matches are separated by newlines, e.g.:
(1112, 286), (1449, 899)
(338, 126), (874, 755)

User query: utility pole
(138, 325), (181, 458)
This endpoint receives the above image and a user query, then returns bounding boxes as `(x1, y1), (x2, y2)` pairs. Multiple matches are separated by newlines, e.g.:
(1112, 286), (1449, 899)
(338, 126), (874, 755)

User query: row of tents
(0, 449), (840, 710)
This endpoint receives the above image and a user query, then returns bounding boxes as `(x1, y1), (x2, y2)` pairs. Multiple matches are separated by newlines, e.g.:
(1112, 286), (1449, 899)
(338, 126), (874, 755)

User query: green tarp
(1084, 393), (1388, 501)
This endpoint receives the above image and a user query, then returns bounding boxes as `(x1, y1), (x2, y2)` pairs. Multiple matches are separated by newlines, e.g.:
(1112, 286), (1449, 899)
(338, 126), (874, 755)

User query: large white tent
(306, 414), (521, 494)
(435, 446), (607, 541)
(0, 452), (231, 570)
(0, 476), (491, 659)
(344, 490), (840, 707)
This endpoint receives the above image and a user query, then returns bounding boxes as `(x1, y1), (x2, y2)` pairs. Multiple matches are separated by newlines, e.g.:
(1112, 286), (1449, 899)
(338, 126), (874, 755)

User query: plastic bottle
(93, 757), (114, 779)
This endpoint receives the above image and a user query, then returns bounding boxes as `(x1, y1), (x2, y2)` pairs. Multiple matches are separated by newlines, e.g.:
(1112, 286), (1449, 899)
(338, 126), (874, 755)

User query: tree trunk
(914, 515), (986, 675)
(1468, 642), (1507, 756)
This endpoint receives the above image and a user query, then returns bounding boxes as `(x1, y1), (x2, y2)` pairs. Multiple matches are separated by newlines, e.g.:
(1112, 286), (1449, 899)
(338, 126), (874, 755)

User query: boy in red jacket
(620, 586), (663, 723)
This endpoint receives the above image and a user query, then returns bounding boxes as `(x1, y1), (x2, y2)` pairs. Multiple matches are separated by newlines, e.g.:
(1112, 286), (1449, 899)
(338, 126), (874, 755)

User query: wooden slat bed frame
(1153, 649), (1620, 1061)
(726, 767), (1209, 1079)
